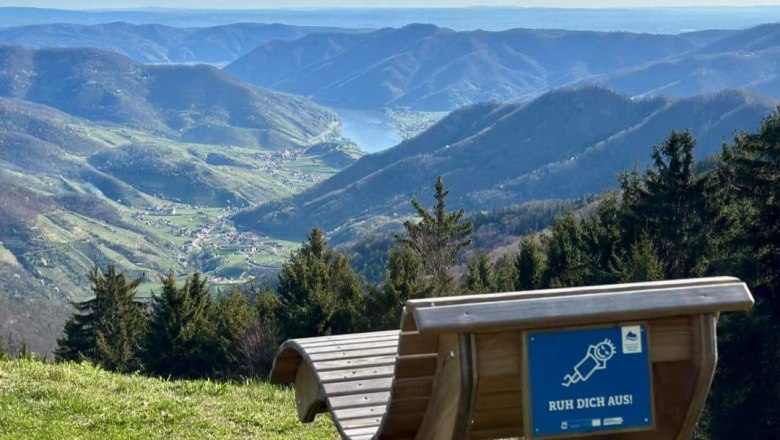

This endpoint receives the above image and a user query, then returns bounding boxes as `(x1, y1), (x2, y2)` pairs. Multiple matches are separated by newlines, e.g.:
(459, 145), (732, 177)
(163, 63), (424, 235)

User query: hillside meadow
(0, 359), (337, 439)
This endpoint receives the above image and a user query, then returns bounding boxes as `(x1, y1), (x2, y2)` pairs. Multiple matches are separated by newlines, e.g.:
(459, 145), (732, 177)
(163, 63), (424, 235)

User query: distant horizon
(4, 2), (780, 12)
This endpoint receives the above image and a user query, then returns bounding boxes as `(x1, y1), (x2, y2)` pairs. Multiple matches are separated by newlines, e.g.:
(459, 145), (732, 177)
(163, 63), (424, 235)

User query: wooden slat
(295, 330), (398, 345)
(309, 346), (399, 362)
(477, 373), (523, 393)
(304, 339), (399, 355)
(397, 331), (438, 356)
(406, 277), (741, 310)
(469, 426), (523, 439)
(395, 354), (438, 379)
(475, 331), (522, 378)
(343, 426), (381, 437)
(318, 365), (395, 383)
(651, 317), (693, 362)
(323, 377), (394, 397)
(385, 397), (429, 416)
(376, 414), (425, 438)
(329, 391), (391, 410)
(413, 283), (753, 334)
(334, 405), (388, 421)
(315, 355), (397, 372)
(470, 406), (524, 430)
(475, 390), (523, 411)
(298, 334), (399, 349)
(391, 376), (435, 400)
(338, 416), (384, 430)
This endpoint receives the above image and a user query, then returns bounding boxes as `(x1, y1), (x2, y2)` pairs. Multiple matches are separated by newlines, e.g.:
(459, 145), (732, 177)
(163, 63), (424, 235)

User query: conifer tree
(492, 254), (518, 293)
(55, 265), (146, 373)
(704, 109), (780, 440)
(211, 290), (255, 378)
(619, 130), (710, 278)
(143, 272), (214, 378)
(276, 228), (366, 340)
(462, 252), (494, 294)
(368, 244), (428, 330)
(616, 235), (663, 283)
(395, 176), (473, 295)
(515, 235), (545, 291)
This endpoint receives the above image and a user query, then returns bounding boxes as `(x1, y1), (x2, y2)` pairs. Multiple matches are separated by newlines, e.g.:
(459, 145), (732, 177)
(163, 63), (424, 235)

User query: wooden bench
(270, 277), (754, 440)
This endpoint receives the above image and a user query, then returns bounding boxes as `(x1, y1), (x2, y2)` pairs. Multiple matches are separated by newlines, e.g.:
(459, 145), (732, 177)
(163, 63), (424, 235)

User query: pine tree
(619, 130), (710, 279)
(616, 235), (663, 283)
(515, 235), (545, 291)
(143, 272), (214, 378)
(704, 109), (780, 440)
(395, 176), (473, 296)
(368, 244), (428, 331)
(276, 228), (366, 340)
(55, 265), (146, 373)
(211, 290), (255, 379)
(492, 254), (518, 293)
(462, 252), (494, 294)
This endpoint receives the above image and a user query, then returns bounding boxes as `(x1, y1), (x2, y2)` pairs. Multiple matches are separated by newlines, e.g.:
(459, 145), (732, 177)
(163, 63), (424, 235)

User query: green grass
(0, 359), (337, 440)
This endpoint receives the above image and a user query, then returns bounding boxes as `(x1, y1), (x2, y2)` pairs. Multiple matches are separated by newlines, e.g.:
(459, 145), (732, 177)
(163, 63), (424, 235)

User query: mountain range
(226, 23), (780, 111)
(232, 87), (777, 240)
(0, 45), (338, 148)
(0, 22), (364, 65)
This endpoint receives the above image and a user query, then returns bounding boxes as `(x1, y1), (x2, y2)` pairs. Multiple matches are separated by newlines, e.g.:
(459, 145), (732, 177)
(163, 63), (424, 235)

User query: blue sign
(526, 324), (653, 438)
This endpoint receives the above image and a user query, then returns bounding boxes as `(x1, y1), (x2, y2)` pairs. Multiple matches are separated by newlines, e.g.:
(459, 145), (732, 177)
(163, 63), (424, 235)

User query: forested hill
(224, 24), (717, 110)
(592, 23), (780, 99)
(232, 87), (777, 239)
(0, 22), (364, 64)
(0, 45), (338, 148)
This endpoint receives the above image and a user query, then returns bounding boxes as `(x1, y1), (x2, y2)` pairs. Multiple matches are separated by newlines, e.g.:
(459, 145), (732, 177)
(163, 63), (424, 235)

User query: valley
(3, 11), (780, 356)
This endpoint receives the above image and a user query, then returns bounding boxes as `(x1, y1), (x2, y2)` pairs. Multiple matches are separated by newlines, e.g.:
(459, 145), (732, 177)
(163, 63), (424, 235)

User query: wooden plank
(295, 330), (398, 345)
(651, 317), (693, 362)
(413, 283), (753, 334)
(343, 426), (381, 437)
(406, 277), (741, 310)
(322, 377), (394, 397)
(385, 396), (430, 416)
(315, 355), (397, 372)
(293, 359), (325, 423)
(395, 353), (438, 379)
(376, 414), (425, 439)
(469, 426), (524, 439)
(392, 376), (435, 400)
(400, 309), (418, 332)
(309, 346), (399, 362)
(475, 331), (523, 378)
(334, 405), (388, 422)
(414, 334), (461, 440)
(397, 331), (438, 356)
(298, 333), (399, 349)
(475, 390), (523, 411)
(339, 416), (384, 430)
(329, 391), (390, 410)
(477, 373), (523, 393)
(470, 406), (524, 430)
(318, 365), (396, 384)
(304, 339), (399, 355)
(675, 313), (719, 440)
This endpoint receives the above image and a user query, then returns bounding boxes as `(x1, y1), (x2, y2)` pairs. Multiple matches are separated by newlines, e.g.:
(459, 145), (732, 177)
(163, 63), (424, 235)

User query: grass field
(0, 359), (337, 440)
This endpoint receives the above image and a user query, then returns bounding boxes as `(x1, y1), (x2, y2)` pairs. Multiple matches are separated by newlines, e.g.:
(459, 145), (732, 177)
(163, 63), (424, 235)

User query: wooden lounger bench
(270, 277), (754, 440)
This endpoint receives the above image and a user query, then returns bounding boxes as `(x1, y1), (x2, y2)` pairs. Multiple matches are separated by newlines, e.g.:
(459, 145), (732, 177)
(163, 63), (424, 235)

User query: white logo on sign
(621, 326), (642, 354)
(562, 339), (616, 387)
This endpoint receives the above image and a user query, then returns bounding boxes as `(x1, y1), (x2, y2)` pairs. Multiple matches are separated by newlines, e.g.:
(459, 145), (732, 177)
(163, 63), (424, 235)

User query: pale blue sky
(3, 1), (780, 9)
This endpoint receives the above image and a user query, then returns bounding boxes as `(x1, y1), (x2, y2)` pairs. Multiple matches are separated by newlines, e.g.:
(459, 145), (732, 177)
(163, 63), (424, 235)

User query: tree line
(52, 109), (779, 439)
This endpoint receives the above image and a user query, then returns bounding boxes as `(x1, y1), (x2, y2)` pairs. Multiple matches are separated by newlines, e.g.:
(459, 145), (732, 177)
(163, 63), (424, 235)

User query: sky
(3, 1), (780, 9)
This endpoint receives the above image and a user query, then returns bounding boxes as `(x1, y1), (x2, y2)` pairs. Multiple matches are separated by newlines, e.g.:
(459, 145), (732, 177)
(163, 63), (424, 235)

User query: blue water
(335, 108), (402, 154)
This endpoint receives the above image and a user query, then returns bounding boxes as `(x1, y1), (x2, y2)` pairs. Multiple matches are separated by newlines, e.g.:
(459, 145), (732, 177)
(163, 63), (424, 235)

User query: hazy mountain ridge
(232, 87), (777, 239)
(0, 21), (366, 65)
(0, 44), (338, 148)
(225, 24), (722, 110)
(590, 24), (780, 99)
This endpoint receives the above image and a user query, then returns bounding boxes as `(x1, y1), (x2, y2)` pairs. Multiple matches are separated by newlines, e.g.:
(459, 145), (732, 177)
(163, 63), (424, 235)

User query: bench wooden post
(270, 277), (754, 440)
